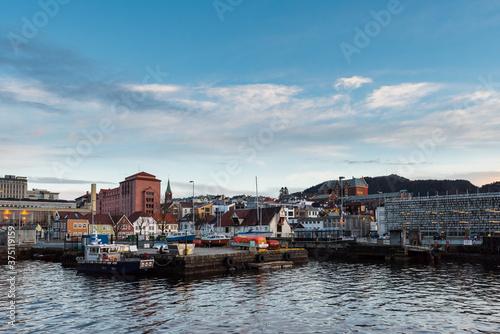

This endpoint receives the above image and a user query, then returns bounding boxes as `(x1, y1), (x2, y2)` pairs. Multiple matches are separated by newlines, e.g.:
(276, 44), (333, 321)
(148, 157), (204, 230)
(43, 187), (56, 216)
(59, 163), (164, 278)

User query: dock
(0, 244), (309, 277)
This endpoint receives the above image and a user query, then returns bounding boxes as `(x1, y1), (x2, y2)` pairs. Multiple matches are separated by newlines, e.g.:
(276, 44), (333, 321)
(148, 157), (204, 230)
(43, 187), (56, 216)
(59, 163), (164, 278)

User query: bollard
(434, 241), (438, 248)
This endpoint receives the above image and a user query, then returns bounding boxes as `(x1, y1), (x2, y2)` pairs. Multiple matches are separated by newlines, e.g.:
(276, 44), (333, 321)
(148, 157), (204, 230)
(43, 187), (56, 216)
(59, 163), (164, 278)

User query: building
(217, 207), (292, 238)
(1, 198), (78, 230)
(318, 177), (369, 197)
(114, 215), (134, 239)
(0, 175), (27, 199)
(95, 172), (162, 217)
(27, 189), (59, 201)
(384, 192), (500, 238)
(75, 192), (91, 209)
(85, 213), (114, 238)
(52, 211), (88, 240)
(97, 187), (120, 215)
(128, 211), (157, 237)
(165, 178), (172, 203)
(153, 213), (178, 235)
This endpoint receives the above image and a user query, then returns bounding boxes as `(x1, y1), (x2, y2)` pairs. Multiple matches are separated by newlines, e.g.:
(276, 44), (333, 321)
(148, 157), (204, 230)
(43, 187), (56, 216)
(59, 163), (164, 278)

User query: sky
(1, 0), (500, 200)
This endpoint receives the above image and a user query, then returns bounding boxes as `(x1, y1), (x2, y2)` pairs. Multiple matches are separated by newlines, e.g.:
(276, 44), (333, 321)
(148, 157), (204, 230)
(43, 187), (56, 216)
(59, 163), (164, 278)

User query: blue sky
(1, 0), (500, 200)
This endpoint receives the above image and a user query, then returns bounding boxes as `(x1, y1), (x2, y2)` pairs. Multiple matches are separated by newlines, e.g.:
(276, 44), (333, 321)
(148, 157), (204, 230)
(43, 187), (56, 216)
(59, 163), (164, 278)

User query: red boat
(232, 236), (268, 249)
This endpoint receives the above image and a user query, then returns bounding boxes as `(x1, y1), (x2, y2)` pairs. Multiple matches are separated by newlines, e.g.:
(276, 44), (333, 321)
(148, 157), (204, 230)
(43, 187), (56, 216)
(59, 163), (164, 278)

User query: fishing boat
(231, 236), (269, 249)
(166, 231), (196, 242)
(201, 234), (230, 247)
(76, 243), (154, 275)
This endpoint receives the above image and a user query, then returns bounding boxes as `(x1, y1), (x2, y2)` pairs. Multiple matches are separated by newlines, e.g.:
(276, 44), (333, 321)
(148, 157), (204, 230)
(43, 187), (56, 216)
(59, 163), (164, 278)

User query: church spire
(165, 178), (172, 202)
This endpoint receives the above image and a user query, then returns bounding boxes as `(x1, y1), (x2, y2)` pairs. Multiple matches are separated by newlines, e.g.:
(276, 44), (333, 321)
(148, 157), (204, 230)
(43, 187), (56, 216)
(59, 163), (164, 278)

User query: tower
(165, 178), (173, 203)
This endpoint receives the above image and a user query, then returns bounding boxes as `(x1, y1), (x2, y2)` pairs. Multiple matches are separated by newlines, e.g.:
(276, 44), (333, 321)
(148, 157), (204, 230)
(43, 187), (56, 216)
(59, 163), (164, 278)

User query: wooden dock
(248, 260), (294, 271)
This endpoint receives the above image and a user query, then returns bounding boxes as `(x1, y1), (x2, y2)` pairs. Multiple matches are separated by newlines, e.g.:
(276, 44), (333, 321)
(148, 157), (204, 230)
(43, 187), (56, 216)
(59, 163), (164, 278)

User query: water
(2, 260), (500, 333)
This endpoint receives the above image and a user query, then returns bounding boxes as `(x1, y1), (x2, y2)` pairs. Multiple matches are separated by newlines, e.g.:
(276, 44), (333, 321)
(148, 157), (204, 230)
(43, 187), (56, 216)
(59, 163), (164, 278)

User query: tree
(279, 187), (289, 200)
(134, 216), (151, 236)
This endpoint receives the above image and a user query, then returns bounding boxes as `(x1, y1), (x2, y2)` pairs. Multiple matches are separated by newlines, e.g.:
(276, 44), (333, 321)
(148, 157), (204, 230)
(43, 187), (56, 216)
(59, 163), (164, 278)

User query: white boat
(201, 234), (230, 247)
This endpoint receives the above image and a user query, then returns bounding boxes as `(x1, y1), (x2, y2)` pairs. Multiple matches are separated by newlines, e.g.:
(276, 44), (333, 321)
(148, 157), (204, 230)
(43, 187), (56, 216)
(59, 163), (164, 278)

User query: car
(378, 235), (390, 240)
(153, 243), (167, 250)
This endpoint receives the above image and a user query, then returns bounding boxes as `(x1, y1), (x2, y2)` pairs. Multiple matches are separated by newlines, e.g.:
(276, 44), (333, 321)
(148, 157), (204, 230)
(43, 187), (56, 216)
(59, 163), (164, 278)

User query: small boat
(201, 234), (230, 247)
(166, 231), (196, 243)
(232, 236), (269, 249)
(76, 243), (154, 275)
(237, 229), (273, 238)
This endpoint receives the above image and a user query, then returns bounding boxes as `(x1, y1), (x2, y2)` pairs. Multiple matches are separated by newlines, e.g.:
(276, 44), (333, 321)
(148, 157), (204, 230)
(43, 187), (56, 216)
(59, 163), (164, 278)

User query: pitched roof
(128, 211), (153, 223)
(219, 207), (281, 227)
(153, 213), (178, 224)
(82, 213), (114, 225)
(57, 211), (87, 220)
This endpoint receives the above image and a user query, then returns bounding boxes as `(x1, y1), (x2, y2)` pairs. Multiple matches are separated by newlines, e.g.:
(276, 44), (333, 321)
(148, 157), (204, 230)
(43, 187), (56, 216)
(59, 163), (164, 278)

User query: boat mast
(256, 176), (260, 228)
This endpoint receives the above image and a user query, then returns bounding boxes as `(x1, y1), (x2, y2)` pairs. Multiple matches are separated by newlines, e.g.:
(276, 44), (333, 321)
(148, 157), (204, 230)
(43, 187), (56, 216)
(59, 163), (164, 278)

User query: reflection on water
(1, 260), (500, 333)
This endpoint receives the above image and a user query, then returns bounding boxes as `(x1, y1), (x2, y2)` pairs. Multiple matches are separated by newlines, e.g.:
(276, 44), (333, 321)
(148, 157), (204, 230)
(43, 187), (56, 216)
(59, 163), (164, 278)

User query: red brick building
(96, 172), (161, 217)
(318, 177), (369, 197)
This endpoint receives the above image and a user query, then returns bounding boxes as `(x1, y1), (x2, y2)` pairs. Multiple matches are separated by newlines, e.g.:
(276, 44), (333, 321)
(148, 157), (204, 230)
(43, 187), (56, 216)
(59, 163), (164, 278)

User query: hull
(166, 234), (196, 242)
(201, 239), (230, 247)
(237, 231), (273, 238)
(77, 259), (153, 275)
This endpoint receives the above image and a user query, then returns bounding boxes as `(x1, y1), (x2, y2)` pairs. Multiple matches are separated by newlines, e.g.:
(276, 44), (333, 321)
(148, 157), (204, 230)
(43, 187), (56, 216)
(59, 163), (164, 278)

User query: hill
(292, 174), (499, 197)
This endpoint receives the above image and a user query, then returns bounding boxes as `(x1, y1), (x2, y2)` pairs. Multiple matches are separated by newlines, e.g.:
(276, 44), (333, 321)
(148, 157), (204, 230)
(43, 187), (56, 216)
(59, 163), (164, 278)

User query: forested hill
(293, 174), (499, 197)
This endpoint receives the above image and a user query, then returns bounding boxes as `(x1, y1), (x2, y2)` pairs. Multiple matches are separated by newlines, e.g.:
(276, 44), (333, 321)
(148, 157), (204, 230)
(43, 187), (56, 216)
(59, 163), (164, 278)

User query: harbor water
(2, 260), (500, 333)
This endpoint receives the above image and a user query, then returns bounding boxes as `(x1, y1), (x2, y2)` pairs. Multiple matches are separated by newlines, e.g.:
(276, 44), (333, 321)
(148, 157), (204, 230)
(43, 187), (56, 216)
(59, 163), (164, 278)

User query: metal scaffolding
(384, 192), (500, 237)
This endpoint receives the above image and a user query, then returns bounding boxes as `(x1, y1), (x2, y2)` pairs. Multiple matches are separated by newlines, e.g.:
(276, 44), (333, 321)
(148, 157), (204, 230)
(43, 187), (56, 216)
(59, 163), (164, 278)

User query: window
(78, 223), (82, 229)
(83, 223), (86, 228)
(73, 223), (77, 229)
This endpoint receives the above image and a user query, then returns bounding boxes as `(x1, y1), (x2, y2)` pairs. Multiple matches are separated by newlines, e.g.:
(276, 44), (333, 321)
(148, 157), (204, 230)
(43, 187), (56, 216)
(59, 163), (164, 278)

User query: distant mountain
(364, 175), (478, 196)
(293, 174), (499, 197)
(479, 181), (500, 193)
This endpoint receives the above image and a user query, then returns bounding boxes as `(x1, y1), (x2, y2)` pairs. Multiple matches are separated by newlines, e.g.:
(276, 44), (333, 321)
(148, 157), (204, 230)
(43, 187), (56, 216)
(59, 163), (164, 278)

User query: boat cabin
(85, 244), (128, 262)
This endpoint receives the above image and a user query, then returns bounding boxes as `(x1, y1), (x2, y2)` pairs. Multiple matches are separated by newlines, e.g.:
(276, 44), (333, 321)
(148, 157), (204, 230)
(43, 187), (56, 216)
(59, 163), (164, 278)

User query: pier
(0, 243), (309, 277)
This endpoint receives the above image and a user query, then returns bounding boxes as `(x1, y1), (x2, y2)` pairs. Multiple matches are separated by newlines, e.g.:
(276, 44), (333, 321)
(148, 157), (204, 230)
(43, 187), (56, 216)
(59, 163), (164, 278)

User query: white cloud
(126, 83), (180, 93)
(334, 76), (372, 90)
(365, 82), (441, 109)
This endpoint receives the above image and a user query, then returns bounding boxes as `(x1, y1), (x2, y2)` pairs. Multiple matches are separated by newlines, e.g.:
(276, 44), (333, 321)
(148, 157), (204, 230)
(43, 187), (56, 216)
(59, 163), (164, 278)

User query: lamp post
(339, 176), (345, 235)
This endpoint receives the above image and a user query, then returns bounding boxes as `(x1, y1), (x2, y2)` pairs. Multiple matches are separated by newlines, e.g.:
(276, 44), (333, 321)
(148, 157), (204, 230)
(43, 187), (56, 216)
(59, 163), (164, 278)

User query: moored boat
(166, 231), (197, 242)
(201, 234), (230, 247)
(231, 236), (269, 249)
(76, 243), (154, 275)
(237, 230), (273, 238)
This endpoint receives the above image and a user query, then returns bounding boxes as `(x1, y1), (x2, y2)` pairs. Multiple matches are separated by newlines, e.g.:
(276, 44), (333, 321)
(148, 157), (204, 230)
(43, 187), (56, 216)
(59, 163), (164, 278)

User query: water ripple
(2, 260), (500, 333)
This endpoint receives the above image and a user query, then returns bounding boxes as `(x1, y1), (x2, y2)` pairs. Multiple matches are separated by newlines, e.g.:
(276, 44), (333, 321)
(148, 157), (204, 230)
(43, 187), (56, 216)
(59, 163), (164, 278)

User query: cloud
(365, 82), (441, 109)
(25, 130), (45, 137)
(334, 76), (372, 90)
(29, 177), (116, 185)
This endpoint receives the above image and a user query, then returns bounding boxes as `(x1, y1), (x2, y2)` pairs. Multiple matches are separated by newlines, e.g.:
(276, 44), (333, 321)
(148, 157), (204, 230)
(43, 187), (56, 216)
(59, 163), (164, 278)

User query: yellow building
(196, 203), (213, 220)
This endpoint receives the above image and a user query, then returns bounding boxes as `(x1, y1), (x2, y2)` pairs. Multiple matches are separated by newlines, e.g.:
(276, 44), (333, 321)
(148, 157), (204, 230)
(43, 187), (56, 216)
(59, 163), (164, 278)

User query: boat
(201, 234), (230, 247)
(231, 236), (269, 249)
(237, 229), (273, 238)
(76, 243), (154, 275)
(166, 231), (196, 243)
(235, 176), (273, 239)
